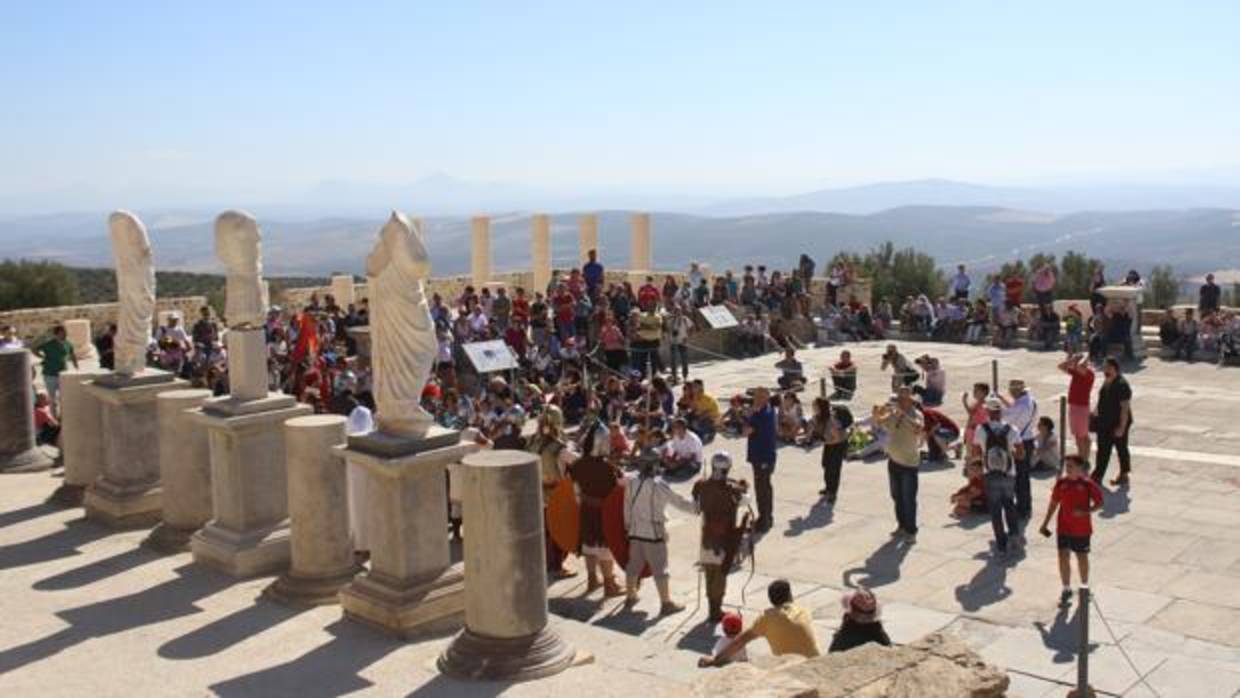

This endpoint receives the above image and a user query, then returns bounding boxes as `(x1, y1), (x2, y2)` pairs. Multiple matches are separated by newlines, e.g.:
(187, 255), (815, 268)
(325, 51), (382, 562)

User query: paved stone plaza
(3, 342), (1240, 697)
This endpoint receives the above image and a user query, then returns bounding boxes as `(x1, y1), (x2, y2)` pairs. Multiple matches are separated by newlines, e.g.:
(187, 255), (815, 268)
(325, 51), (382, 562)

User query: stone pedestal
(189, 393), (312, 577)
(265, 415), (358, 606)
(49, 368), (108, 504)
(439, 450), (575, 681)
(630, 212), (652, 272)
(0, 349), (53, 472)
(531, 214), (552, 297)
(64, 319), (96, 360)
(578, 214), (598, 263)
(331, 275), (357, 308)
(144, 388), (214, 553)
(470, 216), (491, 289)
(83, 370), (185, 527)
(224, 328), (269, 401)
(1098, 285), (1147, 359)
(338, 433), (477, 638)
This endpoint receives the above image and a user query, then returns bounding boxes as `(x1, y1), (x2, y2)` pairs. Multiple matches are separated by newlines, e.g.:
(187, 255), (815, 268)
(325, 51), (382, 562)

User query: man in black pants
(744, 387), (778, 532)
(820, 402), (848, 504)
(1092, 358), (1133, 486)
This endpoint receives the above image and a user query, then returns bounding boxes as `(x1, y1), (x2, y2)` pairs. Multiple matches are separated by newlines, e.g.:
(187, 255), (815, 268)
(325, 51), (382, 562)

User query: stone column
(630, 212), (652, 273)
(84, 369), (186, 527)
(439, 450), (575, 681)
(64, 319), (96, 360)
(531, 214), (552, 297)
(265, 414), (359, 606)
(223, 328), (269, 402)
(48, 368), (107, 504)
(144, 388), (213, 552)
(331, 275), (356, 308)
(471, 216), (491, 289)
(578, 214), (599, 264)
(0, 349), (53, 472)
(338, 436), (478, 638)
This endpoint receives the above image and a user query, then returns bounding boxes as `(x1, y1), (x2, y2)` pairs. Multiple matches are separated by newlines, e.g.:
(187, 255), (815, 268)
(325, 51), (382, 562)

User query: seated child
(700, 612), (748, 667)
(721, 394), (748, 435)
(1032, 416), (1061, 471)
(951, 459), (987, 518)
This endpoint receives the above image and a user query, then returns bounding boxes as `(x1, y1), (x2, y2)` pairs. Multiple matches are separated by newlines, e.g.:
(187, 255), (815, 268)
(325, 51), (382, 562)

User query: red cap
(721, 612), (743, 635)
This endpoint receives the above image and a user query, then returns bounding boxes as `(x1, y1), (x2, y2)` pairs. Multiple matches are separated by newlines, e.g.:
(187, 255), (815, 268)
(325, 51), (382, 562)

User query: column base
(438, 626), (576, 682)
(340, 565), (465, 639)
(84, 483), (162, 529)
(263, 564), (362, 608)
(142, 522), (199, 554)
(47, 483), (86, 507)
(190, 522), (290, 578)
(1, 447), (55, 473)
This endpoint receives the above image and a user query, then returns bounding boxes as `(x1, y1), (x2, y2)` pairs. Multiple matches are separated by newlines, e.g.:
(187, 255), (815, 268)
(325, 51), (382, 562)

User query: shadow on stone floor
(840, 537), (913, 590)
(673, 619), (718, 654)
(209, 619), (404, 698)
(158, 596), (307, 659)
(0, 516), (112, 572)
(407, 674), (510, 698)
(549, 595), (607, 623)
(1099, 486), (1131, 520)
(0, 500), (62, 529)
(33, 545), (157, 591)
(591, 603), (657, 637)
(0, 562), (242, 674)
(953, 552), (1015, 613)
(783, 500), (835, 537)
(1034, 603), (1098, 664)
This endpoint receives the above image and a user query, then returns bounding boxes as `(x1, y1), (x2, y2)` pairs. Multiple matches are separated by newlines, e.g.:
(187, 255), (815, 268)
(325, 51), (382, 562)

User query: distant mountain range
(3, 205), (1237, 280)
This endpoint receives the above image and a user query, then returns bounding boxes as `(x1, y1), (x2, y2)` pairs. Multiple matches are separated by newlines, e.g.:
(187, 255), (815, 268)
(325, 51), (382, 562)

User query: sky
(3, 0), (1240, 210)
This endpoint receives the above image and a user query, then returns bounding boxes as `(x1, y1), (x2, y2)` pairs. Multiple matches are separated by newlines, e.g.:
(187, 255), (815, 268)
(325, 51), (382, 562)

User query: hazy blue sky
(4, 0), (1239, 205)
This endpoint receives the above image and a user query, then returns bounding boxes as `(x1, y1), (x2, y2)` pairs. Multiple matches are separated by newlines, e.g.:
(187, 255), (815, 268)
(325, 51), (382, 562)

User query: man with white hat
(978, 395), (1025, 557)
(692, 451), (750, 623)
(998, 378), (1038, 520)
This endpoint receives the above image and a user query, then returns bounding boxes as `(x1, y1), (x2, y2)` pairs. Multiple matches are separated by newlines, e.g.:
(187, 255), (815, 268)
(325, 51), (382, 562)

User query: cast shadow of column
(0, 562), (240, 674)
(208, 619), (405, 698)
(0, 517), (113, 572)
(158, 596), (307, 660)
(33, 546), (156, 591)
(0, 501), (62, 529)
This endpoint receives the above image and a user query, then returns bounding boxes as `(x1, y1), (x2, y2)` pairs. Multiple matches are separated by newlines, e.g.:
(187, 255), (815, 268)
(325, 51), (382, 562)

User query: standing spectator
(668, 307), (693, 384)
(0, 324), (22, 349)
(191, 306), (218, 352)
(1032, 263), (1057, 310)
(582, 249), (604, 297)
(491, 287), (512, 331)
(818, 398), (848, 503)
(950, 264), (971, 302)
(1004, 270), (1025, 308)
(797, 254), (815, 287)
(1058, 353), (1095, 459)
(33, 325), (78, 416)
(987, 276), (1005, 323)
(918, 404), (960, 465)
(998, 379), (1038, 520)
(632, 305), (665, 377)
(743, 387), (778, 533)
(873, 386), (924, 540)
(1199, 273), (1221, 316)
(1038, 455), (1104, 608)
(1091, 358), (1133, 486)
(977, 396), (1024, 557)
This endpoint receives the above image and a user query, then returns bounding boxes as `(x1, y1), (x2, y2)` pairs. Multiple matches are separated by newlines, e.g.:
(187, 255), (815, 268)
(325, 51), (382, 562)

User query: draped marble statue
(214, 211), (266, 329)
(108, 211), (156, 377)
(365, 212), (436, 438)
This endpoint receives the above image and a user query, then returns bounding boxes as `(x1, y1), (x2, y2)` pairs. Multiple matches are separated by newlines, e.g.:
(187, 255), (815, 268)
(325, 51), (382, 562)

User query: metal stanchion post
(1071, 586), (1095, 698)
(819, 376), (826, 398)
(991, 359), (998, 394)
(1059, 395), (1068, 474)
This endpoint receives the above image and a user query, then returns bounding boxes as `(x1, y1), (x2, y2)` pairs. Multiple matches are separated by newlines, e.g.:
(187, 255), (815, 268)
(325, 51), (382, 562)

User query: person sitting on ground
(698, 579), (821, 667)
(699, 612), (748, 667)
(662, 418), (704, 475)
(830, 350), (857, 400)
(721, 394), (747, 436)
(775, 347), (805, 390)
(881, 344), (917, 392)
(684, 379), (722, 442)
(34, 392), (60, 446)
(777, 391), (805, 443)
(801, 396), (830, 447)
(1175, 308), (1199, 362)
(1159, 309), (1181, 350)
(828, 587), (892, 653)
(911, 354), (945, 406)
(951, 458), (987, 518)
(964, 299), (989, 344)
(1032, 416), (1061, 471)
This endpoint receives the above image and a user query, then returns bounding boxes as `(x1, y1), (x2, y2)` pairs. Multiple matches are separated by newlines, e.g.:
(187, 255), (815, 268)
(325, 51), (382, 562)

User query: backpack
(981, 422), (1014, 475)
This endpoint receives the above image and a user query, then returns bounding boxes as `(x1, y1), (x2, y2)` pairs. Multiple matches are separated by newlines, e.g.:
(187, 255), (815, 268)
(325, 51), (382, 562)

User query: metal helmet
(710, 451), (733, 478)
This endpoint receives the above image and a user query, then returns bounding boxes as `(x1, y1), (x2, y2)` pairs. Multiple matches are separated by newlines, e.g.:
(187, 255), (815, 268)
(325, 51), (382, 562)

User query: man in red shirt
(1058, 353), (1095, 459)
(1039, 455), (1104, 608)
(638, 276), (661, 310)
(1004, 273), (1025, 308)
(511, 287), (531, 326)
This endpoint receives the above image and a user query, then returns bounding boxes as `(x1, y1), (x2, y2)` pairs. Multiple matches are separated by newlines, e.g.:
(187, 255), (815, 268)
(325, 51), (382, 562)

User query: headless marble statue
(366, 212), (436, 438)
(214, 211), (266, 329)
(108, 211), (156, 377)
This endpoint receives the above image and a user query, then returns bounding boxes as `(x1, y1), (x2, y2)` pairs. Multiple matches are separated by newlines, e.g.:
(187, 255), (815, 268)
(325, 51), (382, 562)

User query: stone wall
(0, 296), (211, 343)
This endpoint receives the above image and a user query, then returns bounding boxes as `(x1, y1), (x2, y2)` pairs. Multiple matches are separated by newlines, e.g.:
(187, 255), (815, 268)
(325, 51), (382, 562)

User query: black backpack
(981, 422), (1014, 475)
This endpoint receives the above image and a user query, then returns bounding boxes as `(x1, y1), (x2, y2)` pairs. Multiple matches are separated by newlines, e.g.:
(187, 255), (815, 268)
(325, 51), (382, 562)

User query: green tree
(1147, 265), (1180, 309)
(0, 259), (81, 311)
(1058, 251), (1103, 299)
(858, 241), (945, 304)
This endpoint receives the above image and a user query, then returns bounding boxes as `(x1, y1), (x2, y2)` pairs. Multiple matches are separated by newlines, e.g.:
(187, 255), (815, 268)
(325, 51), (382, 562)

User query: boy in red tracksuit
(1039, 455), (1104, 608)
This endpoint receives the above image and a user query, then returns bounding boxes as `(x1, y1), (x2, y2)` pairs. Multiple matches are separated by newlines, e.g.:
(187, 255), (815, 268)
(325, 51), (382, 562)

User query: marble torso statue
(214, 211), (266, 329)
(108, 211), (156, 376)
(366, 211), (437, 438)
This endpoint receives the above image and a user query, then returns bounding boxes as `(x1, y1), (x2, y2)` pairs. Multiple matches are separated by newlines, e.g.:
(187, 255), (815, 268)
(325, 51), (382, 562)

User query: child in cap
(1039, 454), (1104, 608)
(700, 612), (748, 667)
(828, 587), (892, 653)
